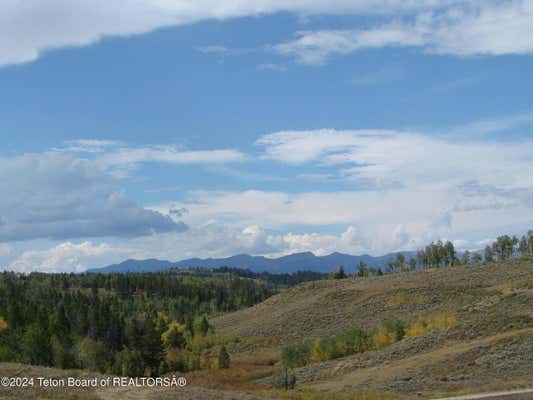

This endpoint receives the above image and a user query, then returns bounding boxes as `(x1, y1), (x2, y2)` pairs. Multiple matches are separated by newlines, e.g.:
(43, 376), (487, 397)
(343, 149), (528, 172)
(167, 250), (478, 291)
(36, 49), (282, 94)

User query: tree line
(334, 229), (533, 278)
(177, 267), (328, 288)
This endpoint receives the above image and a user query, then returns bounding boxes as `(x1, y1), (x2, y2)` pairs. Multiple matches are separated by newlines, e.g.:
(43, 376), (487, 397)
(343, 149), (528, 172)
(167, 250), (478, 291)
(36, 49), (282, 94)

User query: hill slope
(213, 258), (533, 398)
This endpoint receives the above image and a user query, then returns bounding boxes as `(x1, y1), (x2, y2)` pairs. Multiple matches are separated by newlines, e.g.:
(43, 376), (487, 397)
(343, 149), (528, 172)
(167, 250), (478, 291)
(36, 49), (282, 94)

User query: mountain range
(86, 251), (416, 274)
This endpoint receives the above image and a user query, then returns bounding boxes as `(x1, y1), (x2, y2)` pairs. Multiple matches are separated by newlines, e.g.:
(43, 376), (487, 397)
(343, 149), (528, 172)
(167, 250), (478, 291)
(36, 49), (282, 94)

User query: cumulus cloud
(274, 1), (533, 64)
(8, 241), (131, 273)
(135, 214), (457, 259)
(0, 0), (477, 67)
(141, 127), (533, 256)
(0, 153), (186, 242)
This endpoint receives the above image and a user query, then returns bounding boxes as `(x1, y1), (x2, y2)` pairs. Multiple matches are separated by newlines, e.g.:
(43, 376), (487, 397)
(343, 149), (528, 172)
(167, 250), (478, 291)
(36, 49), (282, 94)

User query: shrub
(337, 326), (372, 355)
(309, 338), (339, 363)
(282, 343), (311, 368)
(383, 317), (406, 341)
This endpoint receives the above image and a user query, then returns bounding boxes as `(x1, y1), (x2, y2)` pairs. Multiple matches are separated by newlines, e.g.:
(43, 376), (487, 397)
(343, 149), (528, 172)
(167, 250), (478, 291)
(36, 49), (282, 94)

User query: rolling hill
(212, 258), (533, 398)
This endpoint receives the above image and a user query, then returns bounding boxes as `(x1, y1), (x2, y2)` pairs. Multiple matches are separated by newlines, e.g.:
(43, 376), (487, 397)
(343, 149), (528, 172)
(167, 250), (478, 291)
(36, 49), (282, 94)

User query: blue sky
(0, 0), (532, 272)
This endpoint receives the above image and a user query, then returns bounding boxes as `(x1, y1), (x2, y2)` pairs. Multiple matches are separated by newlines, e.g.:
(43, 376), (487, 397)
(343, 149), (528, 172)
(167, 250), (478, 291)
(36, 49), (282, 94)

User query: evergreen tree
(164, 326), (186, 349)
(484, 245), (494, 262)
(461, 250), (471, 266)
(199, 316), (210, 336)
(396, 253), (406, 272)
(471, 252), (482, 265)
(79, 338), (107, 372)
(218, 345), (230, 369)
(141, 316), (164, 375)
(21, 323), (51, 366)
(356, 262), (368, 277)
(334, 266), (347, 279)
(114, 348), (144, 376)
(518, 236), (529, 257)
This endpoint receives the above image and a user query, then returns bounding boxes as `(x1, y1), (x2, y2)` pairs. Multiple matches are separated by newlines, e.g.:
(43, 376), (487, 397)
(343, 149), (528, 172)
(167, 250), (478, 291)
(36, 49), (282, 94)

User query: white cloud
(54, 139), (121, 153)
(274, 1), (533, 64)
(154, 189), (456, 235)
(8, 241), (130, 273)
(55, 140), (247, 166)
(447, 109), (533, 137)
(0, 0), (474, 67)
(149, 186), (532, 257)
(141, 127), (533, 255)
(274, 25), (426, 64)
(99, 146), (247, 167)
(257, 129), (533, 189)
(0, 153), (186, 242)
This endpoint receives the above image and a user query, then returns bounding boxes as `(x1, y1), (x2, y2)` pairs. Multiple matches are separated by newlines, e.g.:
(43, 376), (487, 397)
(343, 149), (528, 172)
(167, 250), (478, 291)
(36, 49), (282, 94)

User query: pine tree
(518, 236), (528, 257)
(164, 326), (186, 349)
(356, 262), (368, 277)
(461, 250), (471, 266)
(141, 316), (164, 375)
(471, 252), (482, 265)
(484, 246), (494, 262)
(334, 266), (347, 279)
(199, 316), (210, 336)
(21, 323), (51, 366)
(218, 345), (230, 369)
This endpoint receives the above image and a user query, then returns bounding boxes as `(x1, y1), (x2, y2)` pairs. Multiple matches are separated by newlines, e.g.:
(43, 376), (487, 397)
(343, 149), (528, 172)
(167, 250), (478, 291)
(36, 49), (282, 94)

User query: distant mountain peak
(86, 250), (416, 274)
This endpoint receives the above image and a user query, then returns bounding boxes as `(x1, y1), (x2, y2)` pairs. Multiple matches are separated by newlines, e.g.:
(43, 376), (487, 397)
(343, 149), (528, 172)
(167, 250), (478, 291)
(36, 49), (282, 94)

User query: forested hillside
(0, 272), (274, 376)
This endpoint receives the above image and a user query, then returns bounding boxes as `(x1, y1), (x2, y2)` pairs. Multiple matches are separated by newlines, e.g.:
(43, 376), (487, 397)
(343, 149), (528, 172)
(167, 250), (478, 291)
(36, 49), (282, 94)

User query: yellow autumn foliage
(405, 313), (457, 337)
(372, 331), (396, 349)
(0, 318), (7, 331)
(161, 322), (186, 342)
(309, 339), (331, 363)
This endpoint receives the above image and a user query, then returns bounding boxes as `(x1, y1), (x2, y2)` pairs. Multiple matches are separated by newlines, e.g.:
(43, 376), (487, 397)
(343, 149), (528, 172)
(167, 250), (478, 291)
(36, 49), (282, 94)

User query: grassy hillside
(213, 258), (533, 398)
